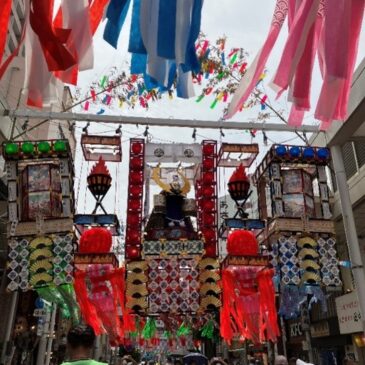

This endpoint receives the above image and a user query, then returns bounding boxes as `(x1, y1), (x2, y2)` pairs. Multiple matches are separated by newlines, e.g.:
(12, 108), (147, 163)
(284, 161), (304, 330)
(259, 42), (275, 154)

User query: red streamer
(0, 0), (13, 64)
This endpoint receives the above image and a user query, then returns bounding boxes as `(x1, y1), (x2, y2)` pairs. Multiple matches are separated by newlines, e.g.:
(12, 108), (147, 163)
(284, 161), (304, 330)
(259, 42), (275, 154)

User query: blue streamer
(128, 0), (146, 54)
(103, 0), (131, 49)
(96, 109), (105, 115)
(157, 0), (177, 59)
(181, 0), (203, 73)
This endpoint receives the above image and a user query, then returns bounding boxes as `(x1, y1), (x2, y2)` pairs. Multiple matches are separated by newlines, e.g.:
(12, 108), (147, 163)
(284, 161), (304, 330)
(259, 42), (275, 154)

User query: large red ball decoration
(79, 227), (112, 253)
(130, 157), (143, 170)
(205, 243), (216, 257)
(203, 200), (215, 211)
(126, 245), (141, 259)
(128, 199), (141, 211)
(227, 230), (258, 256)
(203, 158), (214, 170)
(130, 171), (143, 184)
(203, 172), (214, 185)
(203, 144), (214, 155)
(131, 143), (142, 155)
(203, 186), (214, 197)
(130, 185), (142, 196)
(128, 214), (140, 225)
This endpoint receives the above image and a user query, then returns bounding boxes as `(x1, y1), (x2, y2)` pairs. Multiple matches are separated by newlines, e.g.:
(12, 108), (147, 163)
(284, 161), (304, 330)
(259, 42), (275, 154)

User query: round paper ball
(130, 172), (143, 184)
(128, 214), (140, 225)
(53, 140), (67, 153)
(22, 142), (34, 154)
(203, 144), (214, 155)
(79, 227), (112, 253)
(204, 243), (216, 257)
(203, 200), (215, 211)
(203, 186), (214, 197)
(131, 143), (142, 155)
(227, 229), (258, 256)
(289, 146), (301, 158)
(275, 145), (287, 157)
(129, 199), (141, 211)
(203, 158), (214, 170)
(203, 229), (216, 242)
(203, 213), (215, 226)
(4, 142), (19, 155)
(126, 245), (141, 259)
(130, 157), (143, 170)
(203, 172), (214, 185)
(38, 141), (51, 154)
(303, 147), (315, 159)
(127, 230), (141, 244)
(130, 185), (142, 197)
(317, 147), (330, 160)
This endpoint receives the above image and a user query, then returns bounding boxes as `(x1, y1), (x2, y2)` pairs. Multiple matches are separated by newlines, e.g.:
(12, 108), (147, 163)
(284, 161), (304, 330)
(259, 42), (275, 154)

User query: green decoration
(4, 142), (19, 155)
(53, 140), (67, 153)
(100, 75), (108, 88)
(142, 318), (157, 339)
(22, 142), (34, 154)
(177, 322), (191, 337)
(230, 52), (238, 64)
(217, 71), (225, 80)
(196, 95), (205, 102)
(210, 98), (219, 109)
(38, 141), (51, 154)
(201, 320), (214, 340)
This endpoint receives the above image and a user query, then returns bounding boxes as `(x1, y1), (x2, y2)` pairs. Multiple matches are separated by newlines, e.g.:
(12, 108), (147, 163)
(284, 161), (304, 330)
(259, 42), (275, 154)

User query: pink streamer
(225, 0), (289, 119)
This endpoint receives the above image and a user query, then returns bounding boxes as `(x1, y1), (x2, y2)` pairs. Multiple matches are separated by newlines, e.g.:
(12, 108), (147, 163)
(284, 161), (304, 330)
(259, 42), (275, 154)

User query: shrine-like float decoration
(253, 145), (342, 320)
(72, 131), (135, 345)
(3, 139), (78, 320)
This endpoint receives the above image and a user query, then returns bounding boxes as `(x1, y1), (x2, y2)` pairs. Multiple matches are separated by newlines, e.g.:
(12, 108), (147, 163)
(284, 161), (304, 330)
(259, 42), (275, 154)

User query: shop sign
(310, 321), (330, 338)
(335, 291), (362, 334)
(290, 322), (303, 337)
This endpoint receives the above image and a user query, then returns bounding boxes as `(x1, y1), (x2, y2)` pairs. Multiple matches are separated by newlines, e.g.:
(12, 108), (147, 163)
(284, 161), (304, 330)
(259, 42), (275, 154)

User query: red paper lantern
(130, 172), (143, 184)
(203, 186), (214, 197)
(227, 230), (258, 256)
(126, 245), (141, 259)
(203, 144), (214, 155)
(130, 185), (142, 196)
(203, 158), (214, 170)
(128, 199), (141, 211)
(205, 243), (216, 257)
(79, 227), (112, 253)
(203, 172), (214, 185)
(203, 200), (215, 211)
(131, 143), (142, 155)
(130, 157), (143, 170)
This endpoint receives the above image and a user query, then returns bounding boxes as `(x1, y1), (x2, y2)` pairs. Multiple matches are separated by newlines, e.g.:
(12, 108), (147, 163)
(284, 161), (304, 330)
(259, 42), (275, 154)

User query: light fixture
(82, 122), (90, 134)
(143, 126), (149, 137)
(192, 128), (197, 140)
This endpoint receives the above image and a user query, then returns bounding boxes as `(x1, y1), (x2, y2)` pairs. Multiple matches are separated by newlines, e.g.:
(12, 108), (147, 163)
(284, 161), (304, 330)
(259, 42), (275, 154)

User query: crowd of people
(60, 325), (356, 365)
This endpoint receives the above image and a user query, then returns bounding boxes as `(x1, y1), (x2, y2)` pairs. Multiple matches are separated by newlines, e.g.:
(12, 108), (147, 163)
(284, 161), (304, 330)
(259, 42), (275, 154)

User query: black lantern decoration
(227, 164), (251, 218)
(87, 156), (112, 214)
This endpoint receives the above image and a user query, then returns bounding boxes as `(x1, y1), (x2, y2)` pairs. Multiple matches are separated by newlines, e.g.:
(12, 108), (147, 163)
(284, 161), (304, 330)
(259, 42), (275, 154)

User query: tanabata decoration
(227, 164), (250, 202)
(74, 228), (135, 344)
(220, 230), (279, 344)
(226, 0), (364, 130)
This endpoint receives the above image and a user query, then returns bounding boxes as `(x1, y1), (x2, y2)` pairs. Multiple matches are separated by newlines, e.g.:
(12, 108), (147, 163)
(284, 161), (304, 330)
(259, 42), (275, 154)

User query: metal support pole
(0, 291), (18, 365)
(331, 144), (365, 333)
(45, 304), (57, 365)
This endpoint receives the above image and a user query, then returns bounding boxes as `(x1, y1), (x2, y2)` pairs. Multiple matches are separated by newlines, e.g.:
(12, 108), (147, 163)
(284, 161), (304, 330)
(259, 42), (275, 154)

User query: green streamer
(100, 75), (108, 88)
(217, 71), (225, 80)
(201, 320), (214, 340)
(230, 53), (238, 64)
(142, 318), (157, 339)
(196, 94), (205, 103)
(210, 98), (219, 109)
(177, 322), (191, 337)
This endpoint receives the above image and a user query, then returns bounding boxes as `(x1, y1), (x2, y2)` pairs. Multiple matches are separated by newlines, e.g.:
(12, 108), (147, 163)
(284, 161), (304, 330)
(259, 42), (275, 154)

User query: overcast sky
(75, 0), (365, 219)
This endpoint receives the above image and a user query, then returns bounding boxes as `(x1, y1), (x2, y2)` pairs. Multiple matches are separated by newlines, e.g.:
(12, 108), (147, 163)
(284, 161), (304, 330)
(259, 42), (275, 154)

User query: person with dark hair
(60, 325), (106, 365)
